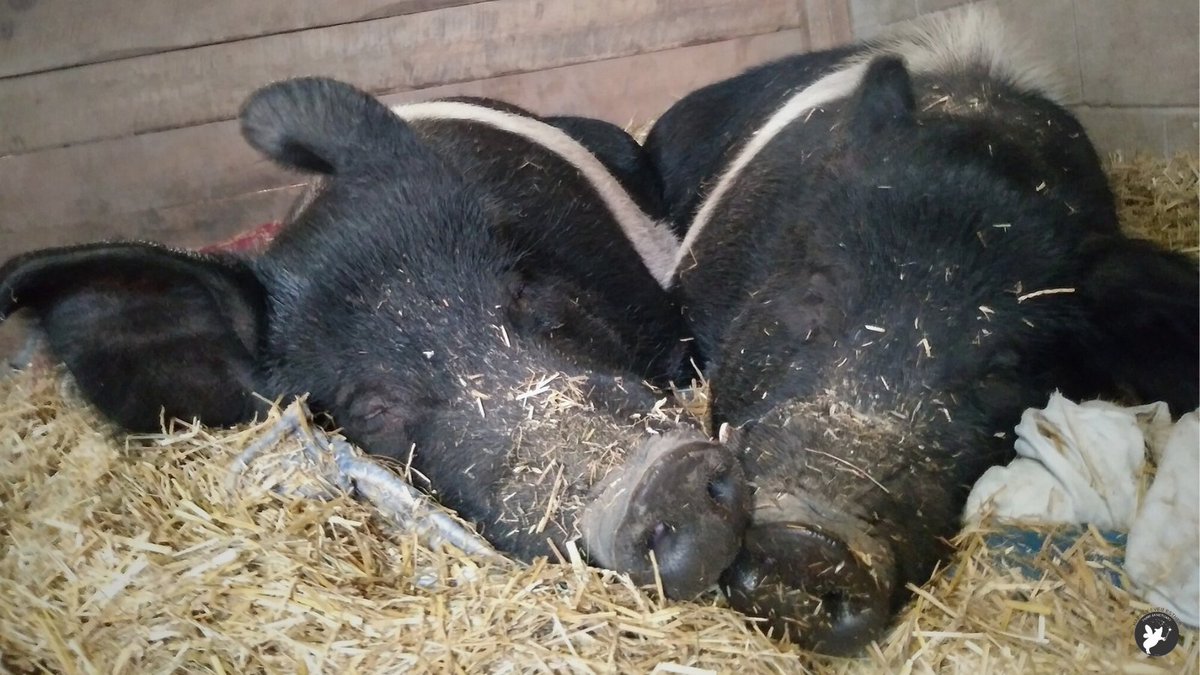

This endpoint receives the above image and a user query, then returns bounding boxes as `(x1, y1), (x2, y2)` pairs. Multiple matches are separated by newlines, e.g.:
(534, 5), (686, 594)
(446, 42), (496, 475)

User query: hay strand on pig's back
(2, 154), (1198, 673)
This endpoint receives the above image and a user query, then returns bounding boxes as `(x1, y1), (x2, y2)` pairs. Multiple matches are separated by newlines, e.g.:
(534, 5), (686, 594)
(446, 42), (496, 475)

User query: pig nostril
(820, 590), (850, 624)
(645, 521), (672, 553)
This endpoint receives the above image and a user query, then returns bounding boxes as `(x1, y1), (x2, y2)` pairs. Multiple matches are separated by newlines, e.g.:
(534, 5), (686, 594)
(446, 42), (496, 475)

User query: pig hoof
(581, 432), (750, 599)
(719, 524), (891, 656)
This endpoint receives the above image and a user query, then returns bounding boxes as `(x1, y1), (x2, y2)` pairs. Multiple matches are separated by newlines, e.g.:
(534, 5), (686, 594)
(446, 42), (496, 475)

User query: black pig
(0, 78), (749, 599)
(644, 9), (1198, 653)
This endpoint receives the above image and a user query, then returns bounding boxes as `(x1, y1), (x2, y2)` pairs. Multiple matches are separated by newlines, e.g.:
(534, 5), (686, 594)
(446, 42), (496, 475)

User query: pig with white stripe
(645, 8), (1198, 653)
(0, 79), (750, 600)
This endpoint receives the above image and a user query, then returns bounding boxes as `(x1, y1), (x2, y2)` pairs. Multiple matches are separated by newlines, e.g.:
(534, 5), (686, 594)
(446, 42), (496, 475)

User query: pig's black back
(545, 114), (667, 219)
(648, 32), (1195, 416)
(645, 46), (859, 234)
(395, 101), (692, 383)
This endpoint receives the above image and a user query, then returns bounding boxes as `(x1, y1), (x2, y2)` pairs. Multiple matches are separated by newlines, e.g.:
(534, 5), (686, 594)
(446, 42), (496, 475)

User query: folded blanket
(1126, 411), (1199, 627)
(964, 393), (1198, 626)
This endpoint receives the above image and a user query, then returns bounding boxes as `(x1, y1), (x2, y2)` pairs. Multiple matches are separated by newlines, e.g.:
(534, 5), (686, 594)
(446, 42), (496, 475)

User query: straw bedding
(1, 155), (1197, 674)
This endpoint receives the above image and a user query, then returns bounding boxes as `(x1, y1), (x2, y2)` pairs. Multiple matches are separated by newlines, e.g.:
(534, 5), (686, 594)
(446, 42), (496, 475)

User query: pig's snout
(580, 432), (750, 599)
(718, 497), (895, 655)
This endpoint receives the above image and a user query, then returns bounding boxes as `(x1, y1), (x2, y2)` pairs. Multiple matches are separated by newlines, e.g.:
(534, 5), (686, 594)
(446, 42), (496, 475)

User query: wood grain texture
(5, 186), (308, 255)
(805, 0), (854, 49)
(0, 0), (488, 78)
(0, 0), (807, 155)
(1, 29), (814, 258)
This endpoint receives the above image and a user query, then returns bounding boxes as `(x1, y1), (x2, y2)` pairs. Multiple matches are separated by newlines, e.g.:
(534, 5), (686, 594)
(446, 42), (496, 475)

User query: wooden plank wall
(0, 0), (850, 354)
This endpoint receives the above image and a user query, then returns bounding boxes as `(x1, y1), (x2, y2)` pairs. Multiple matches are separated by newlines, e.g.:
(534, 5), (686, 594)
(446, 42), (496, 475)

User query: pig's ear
(239, 77), (421, 176)
(0, 242), (269, 431)
(849, 56), (916, 136)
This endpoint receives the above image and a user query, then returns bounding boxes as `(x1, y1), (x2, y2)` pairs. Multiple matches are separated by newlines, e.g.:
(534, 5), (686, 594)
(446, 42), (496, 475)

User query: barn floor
(1, 155), (1196, 673)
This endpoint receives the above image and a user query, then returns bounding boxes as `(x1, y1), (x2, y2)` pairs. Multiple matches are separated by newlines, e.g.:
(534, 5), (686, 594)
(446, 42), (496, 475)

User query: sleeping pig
(644, 7), (1199, 653)
(0, 78), (748, 600)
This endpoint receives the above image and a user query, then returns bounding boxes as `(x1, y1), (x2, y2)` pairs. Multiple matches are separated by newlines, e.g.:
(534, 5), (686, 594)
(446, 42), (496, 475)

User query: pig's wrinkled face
(306, 298), (752, 601)
(715, 397), (961, 655)
(438, 369), (750, 601)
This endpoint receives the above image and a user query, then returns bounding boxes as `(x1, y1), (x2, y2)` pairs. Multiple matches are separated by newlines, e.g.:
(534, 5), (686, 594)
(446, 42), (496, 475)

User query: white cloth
(1125, 411), (1199, 627)
(963, 392), (1198, 627)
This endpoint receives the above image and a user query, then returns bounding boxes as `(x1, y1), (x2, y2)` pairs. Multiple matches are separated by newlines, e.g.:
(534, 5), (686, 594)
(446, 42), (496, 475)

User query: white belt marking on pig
(393, 101), (681, 289)
(670, 63), (868, 283)
(672, 5), (1063, 284)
